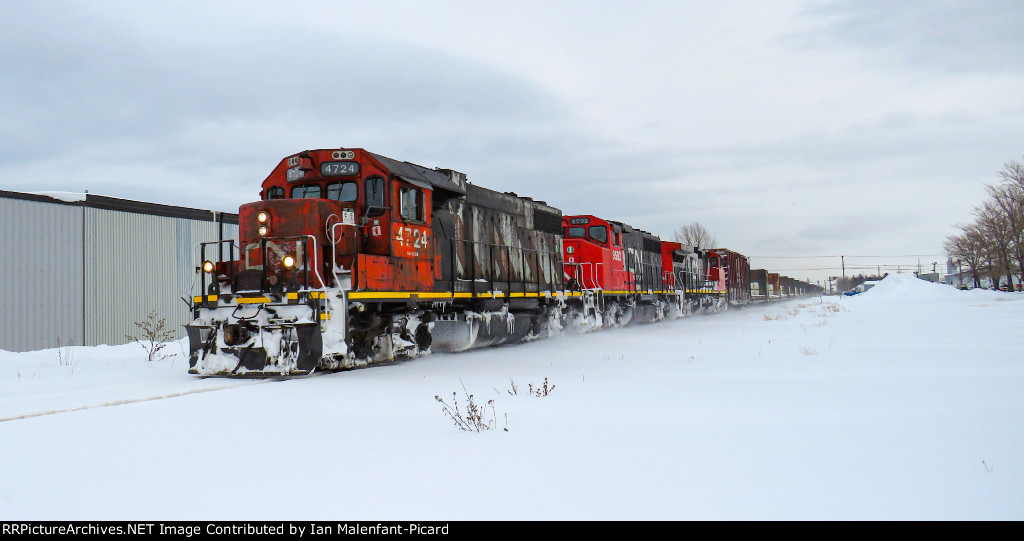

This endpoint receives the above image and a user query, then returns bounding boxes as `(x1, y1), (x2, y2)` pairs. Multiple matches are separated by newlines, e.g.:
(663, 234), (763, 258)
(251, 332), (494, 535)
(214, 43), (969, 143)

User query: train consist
(186, 148), (821, 376)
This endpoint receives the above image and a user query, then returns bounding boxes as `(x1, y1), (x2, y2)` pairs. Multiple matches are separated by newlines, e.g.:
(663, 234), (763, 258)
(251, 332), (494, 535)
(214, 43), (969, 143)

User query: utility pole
(841, 255), (846, 281)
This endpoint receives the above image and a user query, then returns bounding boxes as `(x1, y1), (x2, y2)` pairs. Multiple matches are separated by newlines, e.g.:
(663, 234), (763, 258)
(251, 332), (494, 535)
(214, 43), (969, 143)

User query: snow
(1, 274), (1022, 520)
(26, 191), (88, 202)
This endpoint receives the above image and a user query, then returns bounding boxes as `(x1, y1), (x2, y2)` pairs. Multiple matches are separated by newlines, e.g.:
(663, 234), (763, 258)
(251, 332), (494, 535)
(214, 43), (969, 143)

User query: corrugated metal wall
(84, 208), (238, 346)
(0, 197), (85, 351)
(0, 194), (237, 352)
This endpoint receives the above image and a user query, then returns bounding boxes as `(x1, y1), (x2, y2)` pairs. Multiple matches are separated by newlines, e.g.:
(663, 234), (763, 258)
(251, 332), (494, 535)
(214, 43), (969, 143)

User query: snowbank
(851, 272), (1019, 303)
(1, 277), (1022, 520)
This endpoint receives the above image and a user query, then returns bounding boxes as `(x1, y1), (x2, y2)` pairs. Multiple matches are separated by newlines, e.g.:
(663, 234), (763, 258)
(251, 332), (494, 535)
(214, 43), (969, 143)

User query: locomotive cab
(562, 215), (630, 291)
(706, 250), (727, 291)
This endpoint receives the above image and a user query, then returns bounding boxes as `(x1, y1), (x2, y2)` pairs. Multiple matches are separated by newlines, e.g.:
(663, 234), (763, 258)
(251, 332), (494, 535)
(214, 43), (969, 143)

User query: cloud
(792, 0), (1024, 74)
(2, 1), (1023, 284)
(0, 3), (601, 211)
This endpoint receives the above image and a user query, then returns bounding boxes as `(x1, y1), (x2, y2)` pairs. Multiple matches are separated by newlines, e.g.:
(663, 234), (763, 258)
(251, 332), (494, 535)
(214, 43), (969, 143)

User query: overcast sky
(3, 0), (1024, 285)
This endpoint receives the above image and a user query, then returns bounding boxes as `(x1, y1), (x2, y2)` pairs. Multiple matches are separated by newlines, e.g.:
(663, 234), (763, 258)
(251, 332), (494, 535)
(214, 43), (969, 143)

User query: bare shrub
(508, 377), (557, 397)
(57, 337), (77, 373)
(529, 377), (556, 397)
(126, 311), (176, 362)
(820, 303), (846, 313)
(435, 381), (504, 432)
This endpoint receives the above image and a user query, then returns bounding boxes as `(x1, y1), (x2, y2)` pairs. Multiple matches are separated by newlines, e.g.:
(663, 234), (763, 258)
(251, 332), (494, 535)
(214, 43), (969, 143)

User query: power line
(769, 267), (922, 272)
(750, 254), (943, 259)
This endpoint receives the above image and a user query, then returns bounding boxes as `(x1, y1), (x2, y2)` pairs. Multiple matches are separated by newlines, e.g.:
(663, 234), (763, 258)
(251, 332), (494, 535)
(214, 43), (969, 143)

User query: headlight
(282, 255), (296, 268)
(258, 225), (269, 237)
(257, 211), (270, 223)
(202, 260), (215, 273)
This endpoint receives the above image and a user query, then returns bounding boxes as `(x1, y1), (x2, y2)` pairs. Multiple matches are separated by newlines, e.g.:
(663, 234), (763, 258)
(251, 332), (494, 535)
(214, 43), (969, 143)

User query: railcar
(750, 268), (768, 301)
(767, 272), (781, 299)
(659, 241), (724, 310)
(561, 215), (691, 326)
(709, 248), (751, 306)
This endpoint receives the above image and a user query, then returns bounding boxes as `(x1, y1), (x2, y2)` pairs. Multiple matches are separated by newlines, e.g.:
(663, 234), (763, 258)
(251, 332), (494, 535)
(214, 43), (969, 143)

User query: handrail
(195, 239), (238, 296)
(453, 237), (560, 295)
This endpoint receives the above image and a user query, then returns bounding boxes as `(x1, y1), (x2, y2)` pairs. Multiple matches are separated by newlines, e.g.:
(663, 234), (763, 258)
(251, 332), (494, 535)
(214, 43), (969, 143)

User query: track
(0, 374), (320, 424)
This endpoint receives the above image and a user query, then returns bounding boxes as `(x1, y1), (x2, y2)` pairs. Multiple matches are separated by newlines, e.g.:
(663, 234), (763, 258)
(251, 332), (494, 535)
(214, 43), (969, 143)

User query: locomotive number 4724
(394, 225), (429, 257)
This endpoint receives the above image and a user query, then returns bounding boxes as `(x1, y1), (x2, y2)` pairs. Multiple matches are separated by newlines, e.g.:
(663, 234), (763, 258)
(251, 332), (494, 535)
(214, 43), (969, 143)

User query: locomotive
(185, 148), (814, 376)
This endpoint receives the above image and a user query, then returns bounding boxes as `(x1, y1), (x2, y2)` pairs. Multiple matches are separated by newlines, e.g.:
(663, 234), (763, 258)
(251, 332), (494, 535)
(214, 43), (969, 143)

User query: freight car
(709, 248), (751, 306)
(185, 147), (818, 376)
(750, 269), (768, 301)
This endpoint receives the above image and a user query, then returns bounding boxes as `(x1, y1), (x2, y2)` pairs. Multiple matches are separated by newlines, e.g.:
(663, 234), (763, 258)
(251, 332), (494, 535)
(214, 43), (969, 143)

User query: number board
(286, 167), (305, 182)
(569, 217), (590, 225)
(320, 161), (360, 176)
(392, 224), (431, 258)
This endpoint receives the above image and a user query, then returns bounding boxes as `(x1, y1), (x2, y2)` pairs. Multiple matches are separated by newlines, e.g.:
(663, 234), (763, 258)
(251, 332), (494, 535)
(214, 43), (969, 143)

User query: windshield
(326, 181), (358, 202)
(291, 185), (322, 199)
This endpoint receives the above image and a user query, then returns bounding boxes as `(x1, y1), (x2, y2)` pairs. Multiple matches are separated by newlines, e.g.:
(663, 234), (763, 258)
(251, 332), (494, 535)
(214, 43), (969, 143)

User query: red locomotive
(188, 148), (565, 375)
(186, 148), (820, 376)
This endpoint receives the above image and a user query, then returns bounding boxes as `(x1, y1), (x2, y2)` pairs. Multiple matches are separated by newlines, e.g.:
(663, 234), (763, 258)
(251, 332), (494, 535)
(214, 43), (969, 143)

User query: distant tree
(985, 180), (1024, 289)
(975, 200), (1015, 290)
(944, 226), (984, 288)
(673, 222), (717, 250)
(836, 274), (884, 292)
(998, 157), (1024, 191)
(943, 155), (1024, 291)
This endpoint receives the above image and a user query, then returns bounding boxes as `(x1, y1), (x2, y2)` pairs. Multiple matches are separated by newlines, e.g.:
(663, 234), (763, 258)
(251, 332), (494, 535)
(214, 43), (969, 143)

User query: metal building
(0, 190), (238, 352)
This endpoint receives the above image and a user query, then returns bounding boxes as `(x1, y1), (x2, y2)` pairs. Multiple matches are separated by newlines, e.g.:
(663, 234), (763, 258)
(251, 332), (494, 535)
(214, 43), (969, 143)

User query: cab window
(326, 181), (358, 202)
(365, 176), (385, 208)
(265, 187), (285, 200)
(399, 186), (423, 221)
(567, 227), (586, 238)
(588, 226), (608, 244)
(291, 185), (322, 199)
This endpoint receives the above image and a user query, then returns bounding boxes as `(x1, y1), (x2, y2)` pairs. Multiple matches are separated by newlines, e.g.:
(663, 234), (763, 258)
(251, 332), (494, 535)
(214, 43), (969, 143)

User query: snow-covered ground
(1, 274), (1021, 520)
